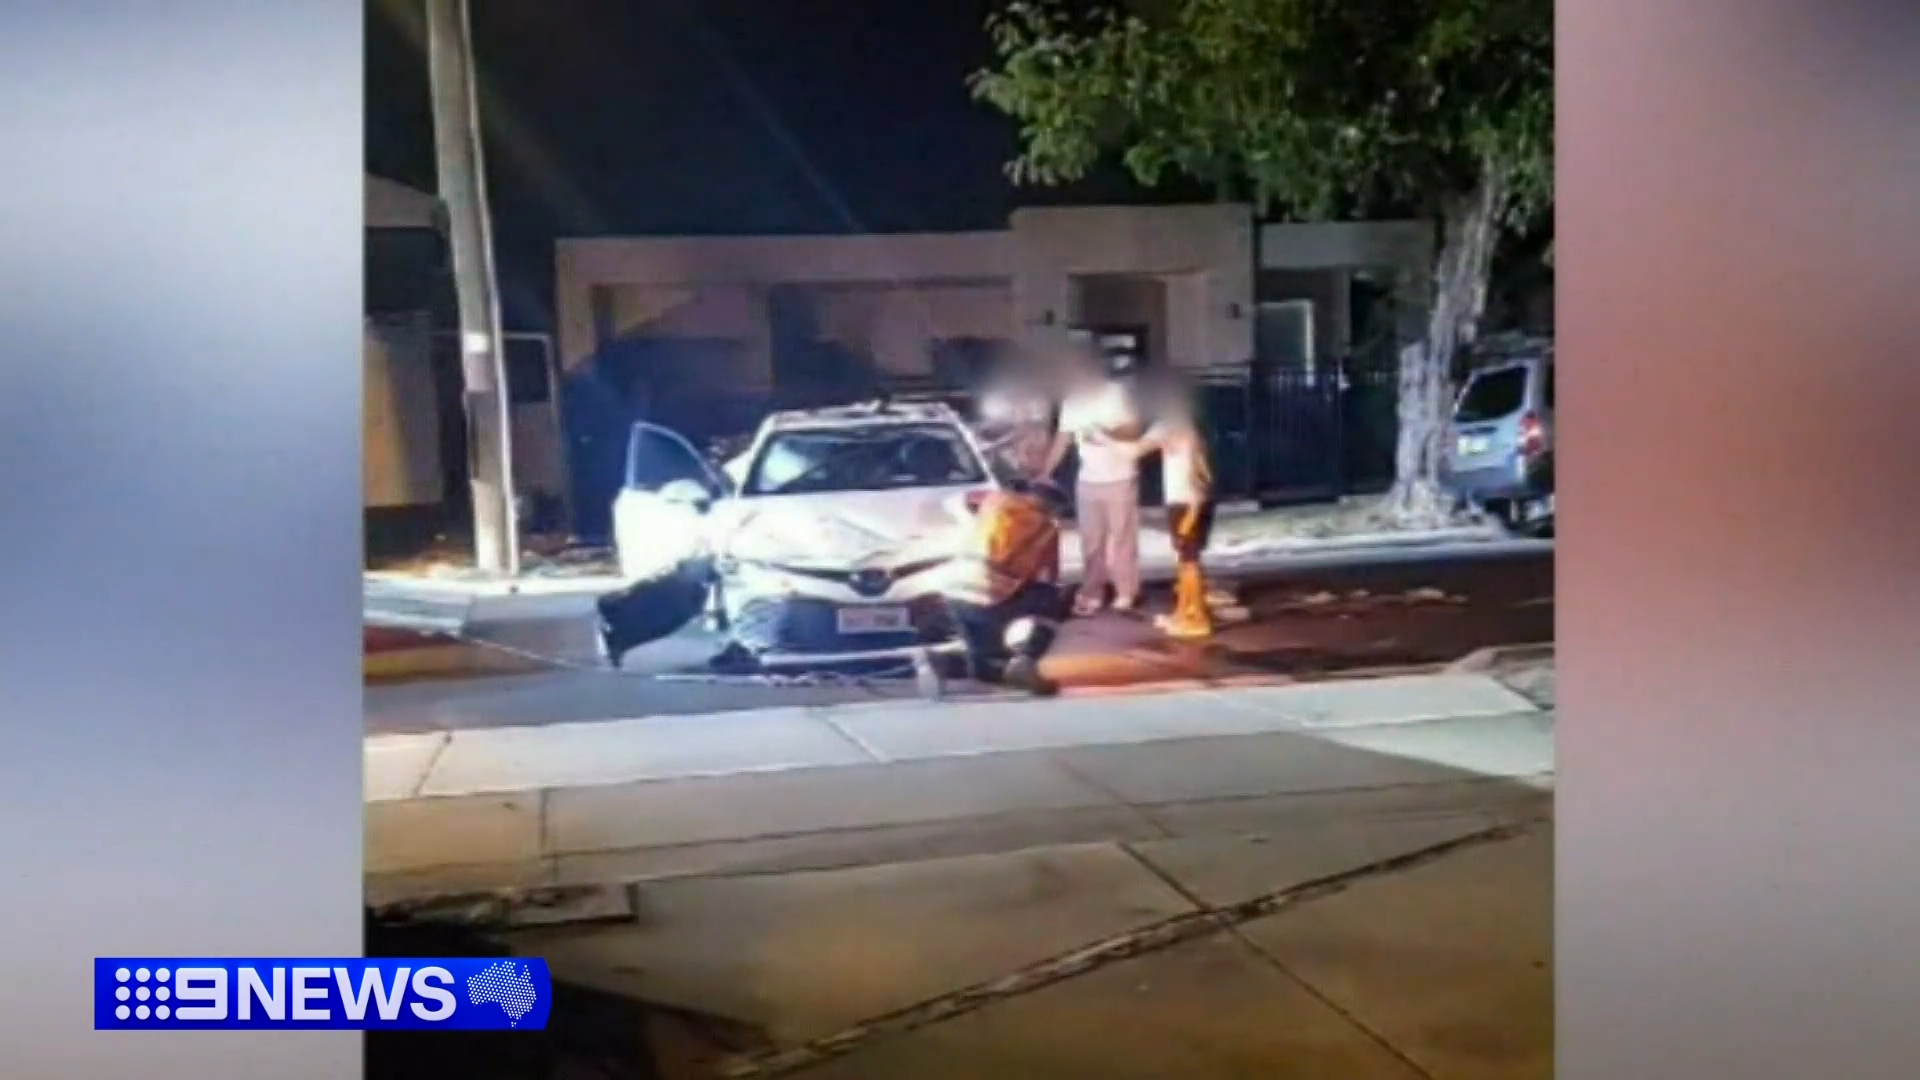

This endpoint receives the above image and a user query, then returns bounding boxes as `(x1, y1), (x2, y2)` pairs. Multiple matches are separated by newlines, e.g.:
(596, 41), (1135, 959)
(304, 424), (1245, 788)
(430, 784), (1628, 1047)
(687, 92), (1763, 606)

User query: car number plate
(837, 605), (911, 635)
(1458, 435), (1490, 456)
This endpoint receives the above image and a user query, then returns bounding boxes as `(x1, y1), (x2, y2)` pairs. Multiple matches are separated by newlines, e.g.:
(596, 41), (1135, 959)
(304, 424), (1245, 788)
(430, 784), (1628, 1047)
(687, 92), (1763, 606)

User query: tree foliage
(969, 0), (1551, 230)
(971, 0), (1553, 522)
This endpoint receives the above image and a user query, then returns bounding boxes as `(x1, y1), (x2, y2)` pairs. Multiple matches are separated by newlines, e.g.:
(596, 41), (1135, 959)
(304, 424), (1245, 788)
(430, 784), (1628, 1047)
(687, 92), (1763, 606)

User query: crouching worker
(943, 483), (1069, 696)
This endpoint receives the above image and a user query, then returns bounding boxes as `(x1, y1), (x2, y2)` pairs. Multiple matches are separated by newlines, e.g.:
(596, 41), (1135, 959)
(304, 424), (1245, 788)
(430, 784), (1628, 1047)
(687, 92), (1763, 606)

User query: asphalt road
(364, 544), (1552, 735)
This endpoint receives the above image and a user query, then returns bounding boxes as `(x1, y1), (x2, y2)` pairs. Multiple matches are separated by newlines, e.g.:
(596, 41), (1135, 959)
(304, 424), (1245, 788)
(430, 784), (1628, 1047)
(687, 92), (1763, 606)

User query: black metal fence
(1190, 358), (1399, 506)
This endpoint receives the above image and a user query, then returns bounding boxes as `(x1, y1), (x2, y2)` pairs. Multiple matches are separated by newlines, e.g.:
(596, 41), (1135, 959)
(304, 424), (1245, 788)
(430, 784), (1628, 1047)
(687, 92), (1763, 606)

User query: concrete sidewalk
(371, 664), (1554, 1078)
(365, 668), (1554, 905)
(499, 783), (1551, 1080)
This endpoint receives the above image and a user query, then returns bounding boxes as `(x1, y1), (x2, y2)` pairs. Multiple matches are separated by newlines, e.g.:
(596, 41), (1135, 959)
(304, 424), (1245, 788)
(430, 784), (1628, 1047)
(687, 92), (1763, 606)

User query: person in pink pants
(1042, 345), (1145, 616)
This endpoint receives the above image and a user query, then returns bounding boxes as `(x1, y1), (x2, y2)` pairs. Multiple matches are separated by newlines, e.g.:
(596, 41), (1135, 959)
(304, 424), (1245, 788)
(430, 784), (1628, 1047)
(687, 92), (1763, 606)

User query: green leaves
(971, 0), (1552, 226)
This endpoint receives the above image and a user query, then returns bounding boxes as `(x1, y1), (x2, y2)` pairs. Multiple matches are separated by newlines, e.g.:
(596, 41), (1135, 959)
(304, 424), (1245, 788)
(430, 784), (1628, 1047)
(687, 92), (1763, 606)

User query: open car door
(599, 422), (730, 665)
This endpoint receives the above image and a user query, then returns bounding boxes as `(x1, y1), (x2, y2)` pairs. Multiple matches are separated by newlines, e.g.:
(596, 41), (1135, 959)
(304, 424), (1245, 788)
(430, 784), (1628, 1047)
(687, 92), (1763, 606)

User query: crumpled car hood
(718, 487), (985, 569)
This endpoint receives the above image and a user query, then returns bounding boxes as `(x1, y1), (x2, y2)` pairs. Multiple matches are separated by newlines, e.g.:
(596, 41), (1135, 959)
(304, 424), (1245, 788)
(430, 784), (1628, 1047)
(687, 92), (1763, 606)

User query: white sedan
(609, 401), (1013, 667)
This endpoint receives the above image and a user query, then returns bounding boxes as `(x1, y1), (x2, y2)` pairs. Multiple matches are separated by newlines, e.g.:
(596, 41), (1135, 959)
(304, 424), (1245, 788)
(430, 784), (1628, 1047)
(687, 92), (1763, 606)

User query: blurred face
(1065, 350), (1105, 390)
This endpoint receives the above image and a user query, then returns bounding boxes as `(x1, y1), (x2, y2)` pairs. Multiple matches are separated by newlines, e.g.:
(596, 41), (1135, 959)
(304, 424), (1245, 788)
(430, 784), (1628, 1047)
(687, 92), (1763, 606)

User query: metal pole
(426, 0), (520, 575)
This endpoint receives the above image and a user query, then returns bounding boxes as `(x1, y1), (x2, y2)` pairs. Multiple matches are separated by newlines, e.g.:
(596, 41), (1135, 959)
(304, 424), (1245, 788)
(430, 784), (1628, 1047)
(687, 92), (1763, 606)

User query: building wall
(363, 312), (442, 509)
(366, 174), (438, 230)
(553, 206), (1257, 388)
(1259, 220), (1434, 349)
(1072, 274), (1171, 367)
(601, 283), (771, 391)
(1012, 204), (1256, 369)
(593, 279), (1014, 385)
(557, 231), (1016, 374)
(606, 283), (758, 340)
(807, 283), (1014, 378)
(555, 216), (1436, 388)
(1257, 269), (1350, 362)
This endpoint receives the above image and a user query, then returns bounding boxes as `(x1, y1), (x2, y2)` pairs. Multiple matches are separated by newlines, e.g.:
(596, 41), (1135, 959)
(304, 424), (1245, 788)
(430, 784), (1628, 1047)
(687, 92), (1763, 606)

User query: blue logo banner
(94, 957), (552, 1031)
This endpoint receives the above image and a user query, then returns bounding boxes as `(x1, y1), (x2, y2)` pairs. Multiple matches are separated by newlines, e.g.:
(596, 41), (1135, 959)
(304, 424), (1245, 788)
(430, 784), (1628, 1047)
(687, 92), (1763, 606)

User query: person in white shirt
(1042, 344), (1146, 616)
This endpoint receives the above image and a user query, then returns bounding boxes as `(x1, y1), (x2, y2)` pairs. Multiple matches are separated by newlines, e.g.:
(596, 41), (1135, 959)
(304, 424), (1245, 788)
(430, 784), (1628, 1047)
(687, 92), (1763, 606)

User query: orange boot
(1157, 560), (1214, 639)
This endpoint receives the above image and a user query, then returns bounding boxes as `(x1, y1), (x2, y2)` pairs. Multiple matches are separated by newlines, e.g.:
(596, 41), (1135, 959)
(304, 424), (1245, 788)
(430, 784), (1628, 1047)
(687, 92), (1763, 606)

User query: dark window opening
(1455, 367), (1528, 423)
(504, 339), (552, 404)
(625, 426), (710, 492)
(365, 228), (446, 315)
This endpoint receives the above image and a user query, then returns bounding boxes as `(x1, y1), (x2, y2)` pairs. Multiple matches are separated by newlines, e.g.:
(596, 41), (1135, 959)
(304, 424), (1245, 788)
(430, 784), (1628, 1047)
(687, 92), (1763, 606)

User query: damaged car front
(603, 403), (1064, 676)
(707, 411), (1004, 670)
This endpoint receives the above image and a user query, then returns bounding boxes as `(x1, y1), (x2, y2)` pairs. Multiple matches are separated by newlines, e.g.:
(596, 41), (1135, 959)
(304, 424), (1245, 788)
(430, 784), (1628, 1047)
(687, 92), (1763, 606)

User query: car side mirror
(658, 478), (714, 509)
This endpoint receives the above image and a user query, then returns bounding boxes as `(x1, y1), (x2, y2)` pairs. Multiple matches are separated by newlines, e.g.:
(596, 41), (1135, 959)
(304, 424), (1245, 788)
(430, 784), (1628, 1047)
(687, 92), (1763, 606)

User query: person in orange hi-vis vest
(943, 482), (1069, 695)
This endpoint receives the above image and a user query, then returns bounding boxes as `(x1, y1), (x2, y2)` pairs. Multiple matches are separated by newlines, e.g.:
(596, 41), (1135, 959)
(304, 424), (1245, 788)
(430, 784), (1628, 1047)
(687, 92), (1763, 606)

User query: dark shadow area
(929, 335), (1003, 393)
(364, 505), (454, 564)
(767, 286), (885, 408)
(366, 908), (777, 1080)
(364, 910), (779, 1080)
(364, 911), (660, 1079)
(562, 335), (761, 543)
(1214, 642), (1459, 677)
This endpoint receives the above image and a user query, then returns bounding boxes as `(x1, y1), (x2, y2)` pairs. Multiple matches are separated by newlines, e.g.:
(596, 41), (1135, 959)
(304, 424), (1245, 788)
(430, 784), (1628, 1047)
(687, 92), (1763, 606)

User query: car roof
(1464, 334), (1553, 370)
(1466, 359), (1536, 379)
(762, 399), (966, 432)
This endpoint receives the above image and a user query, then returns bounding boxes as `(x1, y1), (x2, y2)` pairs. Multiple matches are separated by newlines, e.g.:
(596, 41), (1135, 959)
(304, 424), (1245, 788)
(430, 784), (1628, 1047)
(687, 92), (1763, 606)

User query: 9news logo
(94, 957), (552, 1031)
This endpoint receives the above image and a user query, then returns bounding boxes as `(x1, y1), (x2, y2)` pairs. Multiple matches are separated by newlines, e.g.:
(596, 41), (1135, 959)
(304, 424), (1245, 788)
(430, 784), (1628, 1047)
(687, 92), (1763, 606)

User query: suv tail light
(1517, 413), (1546, 457)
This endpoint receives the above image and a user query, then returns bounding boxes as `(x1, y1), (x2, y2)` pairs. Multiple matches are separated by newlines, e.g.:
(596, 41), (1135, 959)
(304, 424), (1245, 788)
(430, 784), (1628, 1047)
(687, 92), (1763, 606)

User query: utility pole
(426, 0), (520, 575)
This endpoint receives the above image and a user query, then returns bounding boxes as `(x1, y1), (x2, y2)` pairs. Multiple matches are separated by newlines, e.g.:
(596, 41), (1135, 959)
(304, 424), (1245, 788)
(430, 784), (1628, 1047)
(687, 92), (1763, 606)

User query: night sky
(364, 0), (1176, 331)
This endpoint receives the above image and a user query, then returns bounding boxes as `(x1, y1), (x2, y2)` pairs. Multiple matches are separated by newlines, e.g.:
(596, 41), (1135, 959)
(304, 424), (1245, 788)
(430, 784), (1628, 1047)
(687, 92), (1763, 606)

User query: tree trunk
(1384, 167), (1510, 525)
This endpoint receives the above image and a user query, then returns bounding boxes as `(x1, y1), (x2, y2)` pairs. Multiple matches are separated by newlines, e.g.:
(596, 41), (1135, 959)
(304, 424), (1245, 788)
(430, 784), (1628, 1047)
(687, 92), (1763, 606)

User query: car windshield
(1455, 366), (1530, 423)
(743, 423), (988, 496)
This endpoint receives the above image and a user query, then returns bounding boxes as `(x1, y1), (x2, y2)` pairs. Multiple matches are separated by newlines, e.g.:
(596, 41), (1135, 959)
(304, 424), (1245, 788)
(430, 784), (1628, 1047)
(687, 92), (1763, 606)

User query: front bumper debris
(721, 593), (970, 670)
